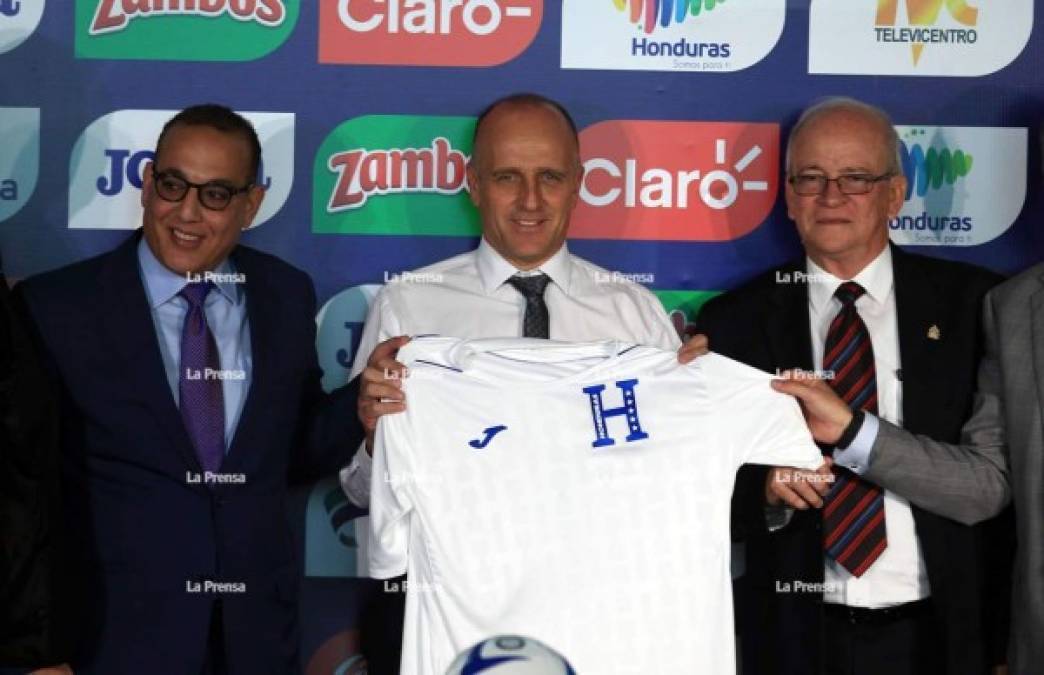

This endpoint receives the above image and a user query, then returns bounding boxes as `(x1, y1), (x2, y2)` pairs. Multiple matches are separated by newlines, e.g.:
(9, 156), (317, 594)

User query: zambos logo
(313, 115), (480, 236)
(562, 0), (784, 72)
(889, 126), (1026, 247)
(571, 120), (778, 241)
(75, 0), (299, 61)
(68, 109), (295, 230)
(614, 0), (725, 35)
(318, 0), (542, 67)
(0, 0), (44, 54)
(809, 0), (1031, 76)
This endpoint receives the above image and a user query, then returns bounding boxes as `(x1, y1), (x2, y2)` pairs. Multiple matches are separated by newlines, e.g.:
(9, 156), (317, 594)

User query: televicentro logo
(889, 126), (1026, 247)
(319, 0), (542, 66)
(808, 0), (1031, 76)
(874, 0), (977, 65)
(313, 115), (480, 236)
(75, 0), (299, 60)
(570, 120), (778, 241)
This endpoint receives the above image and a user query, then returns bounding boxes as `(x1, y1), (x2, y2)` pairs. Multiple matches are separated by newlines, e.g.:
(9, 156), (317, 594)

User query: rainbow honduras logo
(898, 128), (972, 201)
(889, 126), (1025, 247)
(613, 0), (726, 34)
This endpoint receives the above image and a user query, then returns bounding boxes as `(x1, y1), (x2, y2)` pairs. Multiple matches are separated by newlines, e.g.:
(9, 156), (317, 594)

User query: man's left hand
(677, 333), (709, 364)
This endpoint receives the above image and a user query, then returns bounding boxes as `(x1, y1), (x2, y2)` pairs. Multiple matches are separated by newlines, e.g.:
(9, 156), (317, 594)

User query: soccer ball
(445, 635), (576, 674)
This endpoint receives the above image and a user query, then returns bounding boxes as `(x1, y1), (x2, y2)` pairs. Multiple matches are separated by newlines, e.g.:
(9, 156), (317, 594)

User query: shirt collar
(137, 236), (240, 309)
(475, 238), (573, 296)
(806, 244), (893, 314)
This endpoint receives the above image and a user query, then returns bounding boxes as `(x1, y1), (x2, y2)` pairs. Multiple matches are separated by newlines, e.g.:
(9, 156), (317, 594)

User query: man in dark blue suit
(15, 104), (363, 674)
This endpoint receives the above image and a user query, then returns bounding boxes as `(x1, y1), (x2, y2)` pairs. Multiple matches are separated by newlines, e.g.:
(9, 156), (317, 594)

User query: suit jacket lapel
(99, 233), (203, 475)
(891, 245), (945, 429)
(765, 260), (816, 372)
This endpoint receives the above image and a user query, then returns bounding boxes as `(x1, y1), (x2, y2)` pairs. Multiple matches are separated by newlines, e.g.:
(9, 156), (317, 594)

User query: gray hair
(785, 97), (902, 176)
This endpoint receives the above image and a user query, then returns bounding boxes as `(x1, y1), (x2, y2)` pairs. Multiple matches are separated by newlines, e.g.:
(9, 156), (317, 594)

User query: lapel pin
(927, 324), (941, 340)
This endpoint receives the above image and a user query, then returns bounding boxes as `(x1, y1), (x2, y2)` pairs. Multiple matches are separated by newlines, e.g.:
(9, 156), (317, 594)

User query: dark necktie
(821, 281), (887, 577)
(507, 273), (551, 338)
(179, 281), (225, 473)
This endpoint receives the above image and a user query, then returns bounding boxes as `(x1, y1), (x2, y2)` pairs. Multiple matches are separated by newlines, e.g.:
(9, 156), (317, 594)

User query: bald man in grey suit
(773, 261), (1041, 675)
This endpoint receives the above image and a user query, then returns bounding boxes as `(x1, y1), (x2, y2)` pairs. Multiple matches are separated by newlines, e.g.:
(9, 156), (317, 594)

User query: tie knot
(179, 280), (215, 308)
(834, 281), (866, 306)
(507, 273), (550, 299)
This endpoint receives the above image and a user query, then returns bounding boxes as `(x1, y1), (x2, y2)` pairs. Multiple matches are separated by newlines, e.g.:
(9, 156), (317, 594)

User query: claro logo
(319, 0), (542, 66)
(571, 121), (778, 241)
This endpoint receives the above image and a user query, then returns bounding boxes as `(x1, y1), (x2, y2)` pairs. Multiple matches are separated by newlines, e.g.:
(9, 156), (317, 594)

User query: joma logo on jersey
(583, 379), (650, 448)
(90, 0), (287, 35)
(97, 147), (272, 196)
(319, 0), (542, 66)
(326, 138), (469, 212)
(0, 0), (20, 18)
(874, 0), (978, 64)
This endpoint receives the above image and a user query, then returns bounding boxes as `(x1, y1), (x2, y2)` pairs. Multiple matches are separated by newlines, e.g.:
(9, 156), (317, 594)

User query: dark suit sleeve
(287, 275), (365, 485)
(0, 281), (74, 668)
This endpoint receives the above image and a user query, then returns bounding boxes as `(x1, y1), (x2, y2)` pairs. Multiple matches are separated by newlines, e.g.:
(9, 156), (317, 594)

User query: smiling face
(466, 102), (583, 271)
(141, 123), (264, 275)
(785, 107), (907, 277)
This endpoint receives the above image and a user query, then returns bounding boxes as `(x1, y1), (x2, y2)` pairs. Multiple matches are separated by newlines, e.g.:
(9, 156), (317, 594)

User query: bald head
(786, 97), (901, 177)
(471, 93), (580, 173)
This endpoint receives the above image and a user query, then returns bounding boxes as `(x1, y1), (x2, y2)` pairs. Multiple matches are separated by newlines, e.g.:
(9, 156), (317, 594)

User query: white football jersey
(370, 337), (822, 675)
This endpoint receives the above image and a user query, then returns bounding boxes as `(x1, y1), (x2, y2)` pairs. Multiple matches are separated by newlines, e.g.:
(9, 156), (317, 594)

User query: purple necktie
(179, 281), (225, 473)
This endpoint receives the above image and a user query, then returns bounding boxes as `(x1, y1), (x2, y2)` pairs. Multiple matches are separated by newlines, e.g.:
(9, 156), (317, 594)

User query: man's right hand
(358, 335), (411, 455)
(765, 459), (835, 510)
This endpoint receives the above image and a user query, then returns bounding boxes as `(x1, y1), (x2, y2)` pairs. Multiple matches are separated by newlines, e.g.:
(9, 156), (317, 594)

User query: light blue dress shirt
(833, 412), (881, 474)
(137, 238), (252, 451)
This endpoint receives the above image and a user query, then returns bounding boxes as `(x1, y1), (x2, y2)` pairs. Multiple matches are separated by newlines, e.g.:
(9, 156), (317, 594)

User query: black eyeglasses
(152, 169), (253, 211)
(788, 172), (894, 196)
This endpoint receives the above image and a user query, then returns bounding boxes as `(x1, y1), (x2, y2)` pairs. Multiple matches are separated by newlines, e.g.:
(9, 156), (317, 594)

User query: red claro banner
(572, 120), (780, 241)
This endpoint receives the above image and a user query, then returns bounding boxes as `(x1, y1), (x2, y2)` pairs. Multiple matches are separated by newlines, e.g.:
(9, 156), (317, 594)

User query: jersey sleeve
(704, 354), (823, 471)
(367, 411), (414, 578)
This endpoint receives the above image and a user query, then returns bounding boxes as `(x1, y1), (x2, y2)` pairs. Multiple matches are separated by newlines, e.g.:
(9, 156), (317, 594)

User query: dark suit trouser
(823, 601), (942, 675)
(200, 601), (227, 675)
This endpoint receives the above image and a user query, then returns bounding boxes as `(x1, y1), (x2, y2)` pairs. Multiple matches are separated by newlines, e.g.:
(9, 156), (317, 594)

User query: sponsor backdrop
(2, 0), (1042, 670)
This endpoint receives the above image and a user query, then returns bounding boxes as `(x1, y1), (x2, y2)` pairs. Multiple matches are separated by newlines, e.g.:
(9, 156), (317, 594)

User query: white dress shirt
(339, 238), (681, 507)
(806, 246), (930, 607)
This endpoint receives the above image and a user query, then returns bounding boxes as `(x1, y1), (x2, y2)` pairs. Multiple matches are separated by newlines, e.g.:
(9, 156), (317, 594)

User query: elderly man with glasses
(695, 97), (1011, 675)
(12, 104), (364, 675)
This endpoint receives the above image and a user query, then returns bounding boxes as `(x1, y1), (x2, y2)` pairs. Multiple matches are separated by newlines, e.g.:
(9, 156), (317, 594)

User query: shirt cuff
(339, 443), (373, 508)
(831, 413), (880, 475)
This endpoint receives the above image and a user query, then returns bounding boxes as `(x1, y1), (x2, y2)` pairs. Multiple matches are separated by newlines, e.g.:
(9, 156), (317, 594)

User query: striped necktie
(822, 281), (887, 577)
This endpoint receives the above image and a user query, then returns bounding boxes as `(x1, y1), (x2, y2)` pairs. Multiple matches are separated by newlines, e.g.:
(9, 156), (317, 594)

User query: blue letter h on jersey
(582, 379), (650, 448)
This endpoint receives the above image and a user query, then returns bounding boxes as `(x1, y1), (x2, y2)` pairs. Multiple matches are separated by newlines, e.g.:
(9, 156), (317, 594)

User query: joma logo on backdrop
(69, 109), (294, 230)
(571, 120), (779, 241)
(90, 0), (287, 34)
(319, 0), (542, 66)
(0, 0), (20, 17)
(96, 148), (273, 196)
